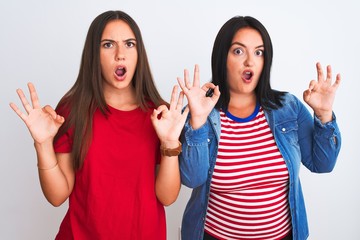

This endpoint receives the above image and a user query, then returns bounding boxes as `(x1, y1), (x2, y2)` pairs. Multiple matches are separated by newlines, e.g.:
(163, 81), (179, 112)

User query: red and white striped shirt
(204, 108), (292, 240)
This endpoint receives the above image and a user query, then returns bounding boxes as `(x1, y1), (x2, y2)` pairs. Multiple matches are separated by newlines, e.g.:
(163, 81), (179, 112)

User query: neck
(105, 87), (138, 111)
(227, 92), (257, 118)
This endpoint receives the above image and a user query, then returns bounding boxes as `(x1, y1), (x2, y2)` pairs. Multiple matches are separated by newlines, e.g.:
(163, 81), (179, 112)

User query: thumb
(303, 89), (311, 103)
(55, 115), (65, 125)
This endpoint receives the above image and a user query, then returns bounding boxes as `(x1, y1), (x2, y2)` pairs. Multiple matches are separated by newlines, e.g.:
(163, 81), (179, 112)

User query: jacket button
(207, 138), (210, 143)
(282, 128), (286, 132)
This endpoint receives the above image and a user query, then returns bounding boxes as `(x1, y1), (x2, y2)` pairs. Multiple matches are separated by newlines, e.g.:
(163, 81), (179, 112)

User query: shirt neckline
(225, 102), (260, 123)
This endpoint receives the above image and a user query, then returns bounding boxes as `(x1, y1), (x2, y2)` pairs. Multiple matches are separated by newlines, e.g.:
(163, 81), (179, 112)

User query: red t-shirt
(54, 105), (165, 240)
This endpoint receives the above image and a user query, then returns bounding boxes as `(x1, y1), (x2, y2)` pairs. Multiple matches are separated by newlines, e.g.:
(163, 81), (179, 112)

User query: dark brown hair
(211, 16), (286, 111)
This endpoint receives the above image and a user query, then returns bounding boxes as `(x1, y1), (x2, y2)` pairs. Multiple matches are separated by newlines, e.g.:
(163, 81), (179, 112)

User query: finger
(303, 89), (311, 102)
(43, 105), (58, 120)
(151, 106), (168, 123)
(177, 77), (190, 96)
(323, 65), (332, 87)
(150, 109), (161, 128)
(308, 80), (317, 92)
(316, 62), (324, 82)
(212, 85), (221, 99)
(28, 82), (41, 109)
(335, 73), (341, 85)
(193, 64), (200, 87)
(303, 80), (317, 103)
(55, 114), (65, 125)
(176, 104), (189, 124)
(42, 105), (65, 125)
(201, 83), (216, 92)
(156, 105), (169, 115)
(179, 106), (190, 126)
(169, 85), (178, 111)
(16, 88), (33, 114)
(9, 102), (28, 122)
(182, 106), (189, 118)
(332, 73), (341, 90)
(176, 91), (185, 111)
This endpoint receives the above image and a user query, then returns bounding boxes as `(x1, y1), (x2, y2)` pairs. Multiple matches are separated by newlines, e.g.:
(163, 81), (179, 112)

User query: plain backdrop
(1, 0), (359, 239)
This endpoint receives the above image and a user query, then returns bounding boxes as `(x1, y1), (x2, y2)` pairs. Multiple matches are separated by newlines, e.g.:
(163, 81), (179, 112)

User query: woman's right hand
(9, 82), (64, 144)
(177, 64), (220, 129)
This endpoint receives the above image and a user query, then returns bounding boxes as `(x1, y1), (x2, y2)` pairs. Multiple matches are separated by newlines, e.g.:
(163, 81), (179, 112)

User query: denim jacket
(179, 93), (341, 240)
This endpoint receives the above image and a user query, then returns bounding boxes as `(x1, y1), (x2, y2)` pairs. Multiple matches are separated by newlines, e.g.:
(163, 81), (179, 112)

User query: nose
(115, 45), (125, 61)
(116, 55), (125, 61)
(244, 53), (254, 67)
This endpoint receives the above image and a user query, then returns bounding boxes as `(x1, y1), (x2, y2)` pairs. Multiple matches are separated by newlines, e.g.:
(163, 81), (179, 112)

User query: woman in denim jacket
(177, 16), (341, 240)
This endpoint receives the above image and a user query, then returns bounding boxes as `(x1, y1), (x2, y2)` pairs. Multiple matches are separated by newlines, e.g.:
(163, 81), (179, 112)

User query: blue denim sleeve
(297, 99), (341, 172)
(179, 120), (211, 188)
(312, 113), (341, 172)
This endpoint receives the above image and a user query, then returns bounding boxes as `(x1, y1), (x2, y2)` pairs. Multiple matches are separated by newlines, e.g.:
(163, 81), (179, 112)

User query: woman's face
(226, 27), (264, 97)
(100, 20), (138, 96)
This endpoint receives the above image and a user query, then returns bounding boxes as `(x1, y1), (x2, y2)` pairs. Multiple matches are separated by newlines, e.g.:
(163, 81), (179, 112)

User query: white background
(1, 0), (359, 239)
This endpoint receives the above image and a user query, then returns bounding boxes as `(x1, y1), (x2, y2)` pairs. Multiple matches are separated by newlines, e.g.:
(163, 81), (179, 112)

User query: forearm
(311, 114), (341, 171)
(35, 142), (73, 206)
(155, 156), (181, 206)
(190, 115), (208, 130)
(314, 109), (333, 124)
(180, 122), (211, 188)
(298, 109), (341, 173)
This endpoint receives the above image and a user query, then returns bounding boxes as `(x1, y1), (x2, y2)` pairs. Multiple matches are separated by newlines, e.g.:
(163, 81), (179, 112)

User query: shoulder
(278, 92), (302, 106)
(209, 108), (220, 117)
(269, 92), (308, 119)
(145, 100), (156, 109)
(146, 100), (169, 109)
(55, 102), (71, 118)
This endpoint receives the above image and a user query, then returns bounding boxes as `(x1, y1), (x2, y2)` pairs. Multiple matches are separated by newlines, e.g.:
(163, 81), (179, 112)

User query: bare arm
(10, 83), (75, 206)
(155, 151), (181, 206)
(36, 145), (75, 206)
(151, 86), (189, 206)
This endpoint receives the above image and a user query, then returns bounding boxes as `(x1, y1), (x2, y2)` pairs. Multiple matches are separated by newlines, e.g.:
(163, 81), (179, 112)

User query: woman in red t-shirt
(10, 10), (188, 240)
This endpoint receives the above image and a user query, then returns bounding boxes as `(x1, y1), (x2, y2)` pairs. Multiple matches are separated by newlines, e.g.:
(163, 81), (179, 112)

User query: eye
(102, 42), (114, 48)
(255, 49), (264, 56)
(125, 41), (136, 48)
(233, 48), (244, 55)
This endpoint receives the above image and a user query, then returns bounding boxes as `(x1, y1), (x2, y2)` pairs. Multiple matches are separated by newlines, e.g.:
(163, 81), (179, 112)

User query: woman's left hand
(151, 85), (189, 148)
(303, 62), (341, 123)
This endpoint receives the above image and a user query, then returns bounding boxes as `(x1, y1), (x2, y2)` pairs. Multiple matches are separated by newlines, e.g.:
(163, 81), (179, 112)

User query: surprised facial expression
(226, 27), (264, 96)
(100, 20), (138, 95)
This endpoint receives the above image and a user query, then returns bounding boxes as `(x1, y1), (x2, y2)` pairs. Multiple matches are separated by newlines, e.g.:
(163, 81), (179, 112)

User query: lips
(115, 67), (126, 77)
(242, 70), (253, 82)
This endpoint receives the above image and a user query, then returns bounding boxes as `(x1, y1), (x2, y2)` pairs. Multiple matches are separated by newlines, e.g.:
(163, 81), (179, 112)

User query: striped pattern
(204, 109), (291, 240)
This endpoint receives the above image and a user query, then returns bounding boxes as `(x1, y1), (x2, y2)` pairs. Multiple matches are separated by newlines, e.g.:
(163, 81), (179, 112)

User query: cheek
(257, 58), (264, 69)
(100, 55), (108, 70)
(226, 63), (236, 81)
(130, 53), (138, 68)
(99, 63), (113, 81)
(226, 71), (237, 88)
(253, 58), (264, 73)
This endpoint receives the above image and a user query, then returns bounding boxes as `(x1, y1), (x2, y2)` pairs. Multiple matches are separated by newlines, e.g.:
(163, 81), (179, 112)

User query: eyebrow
(100, 38), (137, 43)
(230, 42), (264, 49)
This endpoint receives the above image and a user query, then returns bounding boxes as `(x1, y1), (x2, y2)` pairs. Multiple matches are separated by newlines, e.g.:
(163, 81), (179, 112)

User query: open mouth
(115, 67), (126, 77)
(243, 71), (253, 81)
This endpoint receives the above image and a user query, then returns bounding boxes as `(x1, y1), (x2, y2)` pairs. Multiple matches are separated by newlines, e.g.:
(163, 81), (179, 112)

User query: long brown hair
(54, 10), (165, 170)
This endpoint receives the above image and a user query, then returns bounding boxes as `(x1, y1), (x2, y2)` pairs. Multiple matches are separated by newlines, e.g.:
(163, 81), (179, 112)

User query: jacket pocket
(276, 119), (299, 146)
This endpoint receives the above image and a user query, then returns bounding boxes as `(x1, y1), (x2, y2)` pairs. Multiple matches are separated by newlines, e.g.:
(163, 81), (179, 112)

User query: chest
(211, 110), (289, 192)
